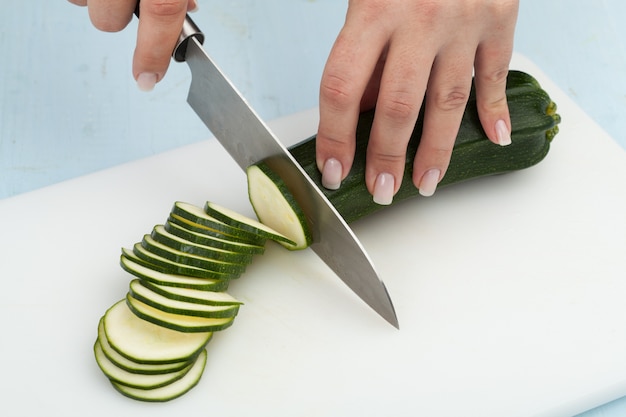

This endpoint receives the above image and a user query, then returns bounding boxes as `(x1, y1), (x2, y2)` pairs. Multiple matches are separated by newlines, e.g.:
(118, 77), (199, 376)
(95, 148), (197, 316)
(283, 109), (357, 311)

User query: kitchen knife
(153, 12), (398, 328)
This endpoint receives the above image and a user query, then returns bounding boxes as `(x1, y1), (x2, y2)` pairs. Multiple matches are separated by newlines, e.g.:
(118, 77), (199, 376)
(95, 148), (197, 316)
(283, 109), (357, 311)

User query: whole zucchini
(247, 70), (561, 249)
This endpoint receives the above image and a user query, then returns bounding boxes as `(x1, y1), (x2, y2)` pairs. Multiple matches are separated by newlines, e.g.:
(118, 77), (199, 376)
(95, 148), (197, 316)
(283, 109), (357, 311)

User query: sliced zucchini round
(140, 279), (243, 306)
(151, 224), (254, 264)
(246, 164), (312, 250)
(132, 243), (241, 280)
(95, 341), (193, 389)
(111, 349), (208, 402)
(204, 200), (296, 247)
(168, 214), (266, 245)
(140, 234), (248, 275)
(128, 279), (240, 319)
(171, 202), (264, 244)
(127, 293), (236, 333)
(120, 251), (231, 292)
(97, 318), (191, 375)
(164, 220), (265, 255)
(103, 299), (212, 364)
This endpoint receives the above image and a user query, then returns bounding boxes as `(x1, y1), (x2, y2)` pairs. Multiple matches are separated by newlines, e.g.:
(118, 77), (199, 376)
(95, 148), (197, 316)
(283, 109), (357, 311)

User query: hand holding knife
(130, 2), (400, 328)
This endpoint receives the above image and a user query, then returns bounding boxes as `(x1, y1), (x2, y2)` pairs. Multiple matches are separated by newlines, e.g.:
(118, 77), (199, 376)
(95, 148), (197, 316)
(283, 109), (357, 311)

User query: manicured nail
(373, 173), (395, 205)
(321, 158), (342, 190)
(418, 169), (440, 197)
(137, 72), (157, 92)
(495, 119), (511, 146)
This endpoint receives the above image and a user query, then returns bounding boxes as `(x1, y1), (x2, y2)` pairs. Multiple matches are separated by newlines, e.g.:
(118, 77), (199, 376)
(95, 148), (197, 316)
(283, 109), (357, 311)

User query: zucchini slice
(204, 201), (297, 247)
(128, 279), (240, 319)
(168, 214), (265, 245)
(171, 202), (265, 244)
(127, 293), (236, 333)
(151, 224), (255, 263)
(164, 220), (265, 255)
(120, 251), (230, 292)
(140, 234), (248, 274)
(97, 318), (191, 375)
(94, 341), (193, 389)
(132, 243), (241, 280)
(103, 299), (212, 364)
(246, 164), (312, 250)
(140, 279), (243, 306)
(111, 349), (208, 402)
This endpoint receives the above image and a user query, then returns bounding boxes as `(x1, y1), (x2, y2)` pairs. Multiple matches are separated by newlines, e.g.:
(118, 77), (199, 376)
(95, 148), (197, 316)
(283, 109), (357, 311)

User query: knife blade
(169, 14), (398, 328)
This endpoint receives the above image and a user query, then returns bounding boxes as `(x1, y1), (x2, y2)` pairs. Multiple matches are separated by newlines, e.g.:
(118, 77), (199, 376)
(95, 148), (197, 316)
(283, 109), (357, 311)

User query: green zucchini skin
(283, 70), (561, 224)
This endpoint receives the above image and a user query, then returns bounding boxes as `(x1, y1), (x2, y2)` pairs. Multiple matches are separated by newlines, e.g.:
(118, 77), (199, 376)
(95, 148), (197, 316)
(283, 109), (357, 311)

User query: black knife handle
(134, 1), (204, 62)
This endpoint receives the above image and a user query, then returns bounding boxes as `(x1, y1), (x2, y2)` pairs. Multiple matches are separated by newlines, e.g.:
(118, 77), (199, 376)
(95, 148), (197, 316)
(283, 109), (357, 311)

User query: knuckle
(371, 151), (406, 166)
(478, 94), (508, 114)
(142, 0), (187, 19)
(479, 66), (510, 86)
(320, 73), (358, 112)
(378, 92), (419, 124)
(317, 131), (352, 150)
(430, 87), (469, 112)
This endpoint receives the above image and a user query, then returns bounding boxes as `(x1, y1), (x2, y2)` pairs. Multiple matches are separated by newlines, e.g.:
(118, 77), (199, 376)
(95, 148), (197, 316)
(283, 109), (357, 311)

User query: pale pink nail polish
(418, 169), (440, 197)
(321, 158), (342, 190)
(495, 119), (511, 146)
(373, 173), (395, 205)
(137, 73), (157, 92)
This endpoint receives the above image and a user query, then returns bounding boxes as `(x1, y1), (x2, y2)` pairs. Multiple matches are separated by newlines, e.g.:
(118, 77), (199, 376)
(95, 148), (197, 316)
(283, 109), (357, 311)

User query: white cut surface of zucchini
(127, 294), (236, 333)
(246, 165), (310, 250)
(95, 341), (192, 389)
(112, 349), (208, 402)
(103, 299), (212, 364)
(129, 279), (240, 318)
(97, 318), (189, 375)
(142, 280), (243, 306)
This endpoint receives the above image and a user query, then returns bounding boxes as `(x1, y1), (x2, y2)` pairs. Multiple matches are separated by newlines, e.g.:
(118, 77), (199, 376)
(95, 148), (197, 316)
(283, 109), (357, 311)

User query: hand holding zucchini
(248, 70), (561, 249)
(94, 69), (560, 402)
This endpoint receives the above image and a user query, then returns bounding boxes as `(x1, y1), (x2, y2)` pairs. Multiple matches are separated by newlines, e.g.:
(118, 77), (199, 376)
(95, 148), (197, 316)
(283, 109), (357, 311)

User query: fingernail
(321, 158), (343, 190)
(373, 173), (395, 205)
(418, 169), (440, 197)
(495, 119), (511, 146)
(137, 72), (157, 92)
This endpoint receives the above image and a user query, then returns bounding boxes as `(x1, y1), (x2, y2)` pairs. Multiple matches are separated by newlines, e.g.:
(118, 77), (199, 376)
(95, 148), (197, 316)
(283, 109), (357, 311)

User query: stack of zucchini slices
(94, 201), (294, 401)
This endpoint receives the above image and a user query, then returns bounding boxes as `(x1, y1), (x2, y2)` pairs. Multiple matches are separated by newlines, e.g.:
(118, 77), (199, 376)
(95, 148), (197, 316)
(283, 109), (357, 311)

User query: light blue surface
(0, 1), (625, 415)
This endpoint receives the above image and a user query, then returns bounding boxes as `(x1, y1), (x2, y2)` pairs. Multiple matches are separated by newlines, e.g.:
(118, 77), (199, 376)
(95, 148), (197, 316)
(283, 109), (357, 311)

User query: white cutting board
(1, 54), (625, 417)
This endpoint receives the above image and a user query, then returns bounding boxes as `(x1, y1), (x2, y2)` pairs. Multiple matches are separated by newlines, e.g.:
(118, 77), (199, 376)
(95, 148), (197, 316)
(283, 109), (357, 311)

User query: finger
(474, 3), (519, 146)
(316, 14), (390, 190)
(360, 51), (386, 112)
(133, 0), (189, 90)
(86, 0), (135, 32)
(68, 0), (87, 6)
(365, 40), (432, 205)
(412, 53), (475, 197)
